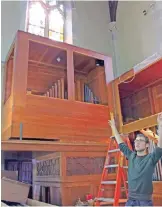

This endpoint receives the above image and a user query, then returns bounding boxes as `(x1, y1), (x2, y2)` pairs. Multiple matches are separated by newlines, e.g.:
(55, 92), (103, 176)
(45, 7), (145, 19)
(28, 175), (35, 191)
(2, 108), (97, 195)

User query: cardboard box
(1, 170), (18, 181)
(1, 177), (30, 204)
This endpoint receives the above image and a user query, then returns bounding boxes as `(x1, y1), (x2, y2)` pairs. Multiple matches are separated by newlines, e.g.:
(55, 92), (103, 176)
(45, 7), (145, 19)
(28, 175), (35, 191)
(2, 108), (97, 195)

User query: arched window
(26, 0), (64, 42)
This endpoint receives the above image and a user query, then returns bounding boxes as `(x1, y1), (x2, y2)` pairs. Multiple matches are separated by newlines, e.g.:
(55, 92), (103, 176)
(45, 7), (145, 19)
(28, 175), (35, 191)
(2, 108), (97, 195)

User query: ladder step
(108, 149), (120, 153)
(105, 164), (118, 168)
(96, 197), (114, 202)
(101, 181), (117, 184)
(96, 198), (127, 204)
(105, 164), (128, 169)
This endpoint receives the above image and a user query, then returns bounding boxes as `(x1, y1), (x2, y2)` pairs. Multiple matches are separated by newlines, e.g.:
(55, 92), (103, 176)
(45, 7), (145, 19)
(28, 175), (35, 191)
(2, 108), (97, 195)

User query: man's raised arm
(109, 119), (132, 159)
(109, 119), (124, 144)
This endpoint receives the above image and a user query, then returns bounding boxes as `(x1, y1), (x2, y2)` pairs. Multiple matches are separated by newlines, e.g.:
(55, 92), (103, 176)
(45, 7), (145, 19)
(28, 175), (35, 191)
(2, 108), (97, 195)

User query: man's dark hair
(136, 133), (149, 144)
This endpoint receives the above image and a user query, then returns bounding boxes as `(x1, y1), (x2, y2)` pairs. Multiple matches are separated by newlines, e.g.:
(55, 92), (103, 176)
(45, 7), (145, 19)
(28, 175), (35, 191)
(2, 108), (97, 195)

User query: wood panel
(10, 95), (111, 141)
(33, 151), (113, 206)
(122, 114), (158, 134)
(87, 67), (108, 105)
(74, 75), (86, 102)
(121, 88), (152, 123)
(153, 181), (162, 206)
(2, 141), (108, 152)
(12, 32), (29, 106)
(2, 95), (13, 140)
(4, 59), (13, 103)
(27, 65), (65, 92)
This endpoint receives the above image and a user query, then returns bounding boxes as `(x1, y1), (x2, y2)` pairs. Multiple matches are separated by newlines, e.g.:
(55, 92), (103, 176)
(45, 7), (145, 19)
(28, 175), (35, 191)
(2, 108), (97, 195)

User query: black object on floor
(1, 200), (26, 206)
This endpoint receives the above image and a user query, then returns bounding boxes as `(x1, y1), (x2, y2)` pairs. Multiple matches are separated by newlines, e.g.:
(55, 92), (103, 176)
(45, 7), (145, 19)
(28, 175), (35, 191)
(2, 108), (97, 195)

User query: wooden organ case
(2, 30), (114, 143)
(2, 31), (115, 205)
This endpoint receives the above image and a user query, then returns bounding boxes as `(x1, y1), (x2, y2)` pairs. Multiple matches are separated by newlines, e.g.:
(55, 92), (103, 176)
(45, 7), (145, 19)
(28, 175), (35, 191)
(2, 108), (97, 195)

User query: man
(109, 113), (162, 206)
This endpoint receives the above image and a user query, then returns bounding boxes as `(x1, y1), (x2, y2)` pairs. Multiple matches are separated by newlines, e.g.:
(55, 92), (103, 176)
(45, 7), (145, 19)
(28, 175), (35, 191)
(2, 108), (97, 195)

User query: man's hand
(108, 118), (116, 130)
(108, 118), (123, 144)
(157, 112), (162, 127)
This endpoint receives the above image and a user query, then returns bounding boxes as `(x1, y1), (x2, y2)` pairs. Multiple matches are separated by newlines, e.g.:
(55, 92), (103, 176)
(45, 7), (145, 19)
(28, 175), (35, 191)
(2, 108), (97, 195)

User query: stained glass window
(27, 0), (64, 41)
(48, 8), (64, 41)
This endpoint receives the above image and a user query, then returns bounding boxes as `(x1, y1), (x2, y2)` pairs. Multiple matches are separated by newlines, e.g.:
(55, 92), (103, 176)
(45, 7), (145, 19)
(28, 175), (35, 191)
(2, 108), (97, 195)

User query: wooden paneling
(12, 32), (29, 106)
(121, 88), (152, 123)
(1, 141), (108, 152)
(153, 181), (162, 206)
(10, 95), (111, 142)
(74, 76), (86, 102)
(67, 50), (75, 100)
(27, 65), (65, 92)
(87, 67), (108, 105)
(2, 95), (13, 140)
(4, 59), (13, 103)
(33, 151), (112, 206)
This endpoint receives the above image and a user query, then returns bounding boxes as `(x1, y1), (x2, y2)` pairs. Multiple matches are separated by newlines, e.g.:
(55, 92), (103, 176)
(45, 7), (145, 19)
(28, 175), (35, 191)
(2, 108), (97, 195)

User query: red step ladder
(95, 136), (132, 206)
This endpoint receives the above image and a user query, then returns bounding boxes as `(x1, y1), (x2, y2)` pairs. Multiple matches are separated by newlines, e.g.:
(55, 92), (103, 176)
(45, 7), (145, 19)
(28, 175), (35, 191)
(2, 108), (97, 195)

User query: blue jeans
(125, 199), (153, 206)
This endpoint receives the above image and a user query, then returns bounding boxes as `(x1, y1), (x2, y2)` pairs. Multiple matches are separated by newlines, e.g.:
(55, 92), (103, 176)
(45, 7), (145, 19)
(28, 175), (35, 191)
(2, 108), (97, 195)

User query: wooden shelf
(1, 140), (108, 152)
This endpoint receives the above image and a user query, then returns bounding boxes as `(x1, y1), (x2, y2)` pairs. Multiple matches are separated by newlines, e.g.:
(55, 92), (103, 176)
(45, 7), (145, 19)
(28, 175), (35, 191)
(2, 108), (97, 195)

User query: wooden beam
(29, 59), (65, 70)
(28, 59), (87, 75)
(76, 79), (82, 101)
(12, 32), (29, 106)
(18, 31), (106, 60)
(67, 50), (75, 100)
(1, 141), (108, 152)
(122, 114), (158, 134)
(4, 39), (15, 63)
(38, 48), (49, 62)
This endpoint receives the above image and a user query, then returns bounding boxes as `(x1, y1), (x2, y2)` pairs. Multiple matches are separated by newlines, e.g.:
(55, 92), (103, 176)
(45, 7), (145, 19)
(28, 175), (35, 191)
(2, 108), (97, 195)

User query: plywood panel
(121, 88), (152, 123)
(2, 95), (13, 140)
(153, 181), (162, 206)
(33, 151), (111, 206)
(87, 67), (107, 105)
(4, 59), (13, 103)
(27, 65), (65, 92)
(10, 95), (111, 141)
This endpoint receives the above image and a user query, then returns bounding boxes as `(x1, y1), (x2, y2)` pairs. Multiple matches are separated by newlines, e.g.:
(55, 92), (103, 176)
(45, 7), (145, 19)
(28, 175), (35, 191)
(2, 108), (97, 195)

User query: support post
(12, 31), (29, 106)
(67, 50), (75, 100)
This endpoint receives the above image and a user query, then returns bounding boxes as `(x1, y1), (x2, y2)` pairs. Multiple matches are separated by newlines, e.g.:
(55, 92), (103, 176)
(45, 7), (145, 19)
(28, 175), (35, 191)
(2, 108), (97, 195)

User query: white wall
(72, 1), (112, 56)
(1, 1), (27, 62)
(1, 1), (27, 99)
(115, 1), (162, 76)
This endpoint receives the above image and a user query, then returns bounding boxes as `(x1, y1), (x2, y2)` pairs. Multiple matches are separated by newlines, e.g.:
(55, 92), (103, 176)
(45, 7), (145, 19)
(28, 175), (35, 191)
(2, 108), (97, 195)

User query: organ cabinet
(2, 30), (114, 143)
